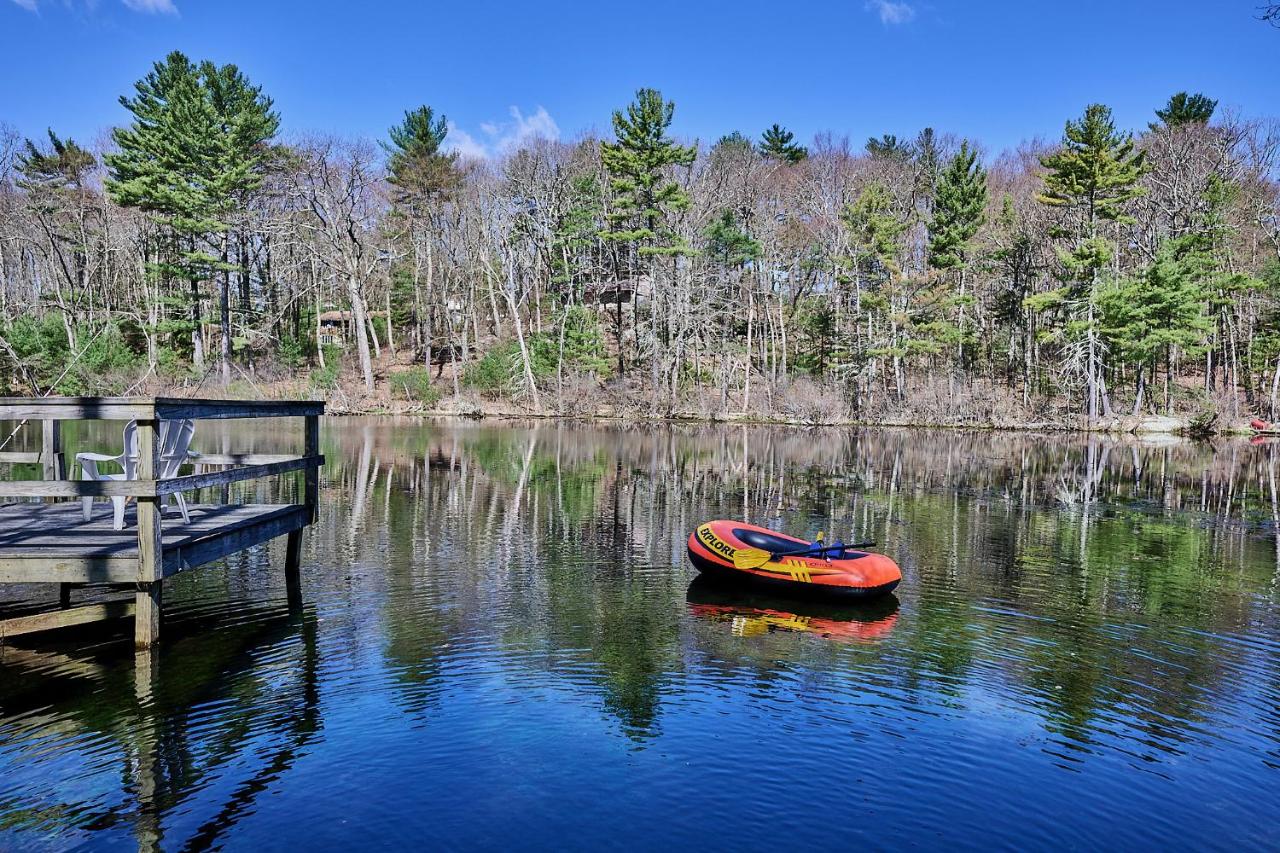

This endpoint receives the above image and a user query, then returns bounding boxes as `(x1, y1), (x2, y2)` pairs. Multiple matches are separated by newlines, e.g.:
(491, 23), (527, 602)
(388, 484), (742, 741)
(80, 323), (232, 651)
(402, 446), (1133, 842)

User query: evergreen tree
(17, 131), (98, 352)
(601, 88), (697, 257)
(600, 88), (696, 380)
(928, 142), (987, 270)
(1037, 103), (1146, 423)
(705, 209), (762, 268)
(384, 104), (461, 368)
(106, 51), (278, 379)
(385, 105), (458, 205)
(17, 130), (95, 192)
(913, 127), (941, 208)
(1153, 92), (1217, 128)
(551, 173), (606, 293)
(865, 134), (910, 160)
(715, 130), (754, 152)
(759, 124), (807, 163)
(842, 181), (912, 398)
(1100, 236), (1213, 414)
(928, 142), (988, 360)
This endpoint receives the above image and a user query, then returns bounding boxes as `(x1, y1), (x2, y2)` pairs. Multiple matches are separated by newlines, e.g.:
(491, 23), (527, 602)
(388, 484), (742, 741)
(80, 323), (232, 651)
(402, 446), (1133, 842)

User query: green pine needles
(601, 88), (697, 258)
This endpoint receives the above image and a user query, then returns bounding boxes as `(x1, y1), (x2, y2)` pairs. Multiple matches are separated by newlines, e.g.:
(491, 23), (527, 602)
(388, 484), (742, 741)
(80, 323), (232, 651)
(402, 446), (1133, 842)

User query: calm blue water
(1, 419), (1279, 850)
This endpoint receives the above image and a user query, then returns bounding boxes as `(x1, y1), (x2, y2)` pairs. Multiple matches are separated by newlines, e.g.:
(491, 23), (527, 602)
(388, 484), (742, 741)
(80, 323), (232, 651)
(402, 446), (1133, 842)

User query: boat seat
(733, 527), (806, 552)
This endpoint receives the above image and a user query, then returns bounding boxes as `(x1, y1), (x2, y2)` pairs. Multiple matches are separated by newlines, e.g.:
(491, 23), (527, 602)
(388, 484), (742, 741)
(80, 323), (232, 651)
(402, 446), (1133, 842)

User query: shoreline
(327, 399), (1263, 438)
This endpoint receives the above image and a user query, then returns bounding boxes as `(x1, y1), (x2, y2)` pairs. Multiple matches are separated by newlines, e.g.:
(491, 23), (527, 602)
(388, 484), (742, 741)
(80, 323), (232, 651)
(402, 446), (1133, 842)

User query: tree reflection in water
(1, 418), (1279, 848)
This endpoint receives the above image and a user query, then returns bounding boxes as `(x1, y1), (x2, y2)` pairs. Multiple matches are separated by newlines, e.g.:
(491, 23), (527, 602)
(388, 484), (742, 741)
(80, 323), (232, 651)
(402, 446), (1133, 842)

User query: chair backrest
(121, 420), (139, 479)
(122, 418), (195, 479)
(157, 418), (196, 479)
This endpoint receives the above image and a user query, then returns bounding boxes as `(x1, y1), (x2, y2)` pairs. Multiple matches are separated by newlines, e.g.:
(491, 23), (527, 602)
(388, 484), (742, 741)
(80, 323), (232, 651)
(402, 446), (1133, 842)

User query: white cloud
(445, 124), (490, 161)
(121, 0), (178, 13)
(866, 0), (915, 25)
(445, 106), (560, 160)
(9, 0), (178, 11)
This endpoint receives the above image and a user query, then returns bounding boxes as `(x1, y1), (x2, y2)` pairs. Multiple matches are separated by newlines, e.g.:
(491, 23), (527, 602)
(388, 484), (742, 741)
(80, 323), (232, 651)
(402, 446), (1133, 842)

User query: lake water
(2, 418), (1279, 850)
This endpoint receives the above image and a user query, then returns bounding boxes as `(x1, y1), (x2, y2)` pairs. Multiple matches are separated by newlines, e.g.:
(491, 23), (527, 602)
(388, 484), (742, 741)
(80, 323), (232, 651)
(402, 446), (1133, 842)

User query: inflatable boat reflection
(686, 575), (899, 643)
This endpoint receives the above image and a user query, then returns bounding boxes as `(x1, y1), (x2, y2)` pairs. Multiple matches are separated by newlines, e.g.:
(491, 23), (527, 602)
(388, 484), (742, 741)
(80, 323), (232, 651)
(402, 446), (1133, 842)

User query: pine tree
(842, 181), (911, 399)
(705, 209), (762, 268)
(715, 130), (754, 152)
(928, 142), (988, 360)
(17, 130), (94, 192)
(913, 127), (941, 209)
(385, 105), (458, 206)
(17, 131), (98, 352)
(865, 134), (910, 160)
(106, 51), (278, 378)
(1153, 92), (1217, 129)
(759, 124), (806, 163)
(600, 88), (696, 381)
(928, 142), (987, 270)
(601, 88), (697, 256)
(1100, 236), (1213, 414)
(1037, 103), (1146, 423)
(384, 105), (460, 368)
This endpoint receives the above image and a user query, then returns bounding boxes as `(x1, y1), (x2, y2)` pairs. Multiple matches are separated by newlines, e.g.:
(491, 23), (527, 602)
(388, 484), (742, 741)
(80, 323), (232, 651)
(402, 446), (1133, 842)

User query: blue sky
(2, 0), (1277, 158)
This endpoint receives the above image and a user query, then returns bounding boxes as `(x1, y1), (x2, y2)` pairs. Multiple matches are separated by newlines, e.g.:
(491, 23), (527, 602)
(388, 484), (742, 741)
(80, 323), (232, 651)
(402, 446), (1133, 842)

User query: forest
(0, 51), (1277, 429)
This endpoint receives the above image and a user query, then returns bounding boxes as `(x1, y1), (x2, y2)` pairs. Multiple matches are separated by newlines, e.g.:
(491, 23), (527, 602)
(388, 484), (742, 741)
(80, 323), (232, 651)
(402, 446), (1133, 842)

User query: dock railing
(0, 397), (324, 646)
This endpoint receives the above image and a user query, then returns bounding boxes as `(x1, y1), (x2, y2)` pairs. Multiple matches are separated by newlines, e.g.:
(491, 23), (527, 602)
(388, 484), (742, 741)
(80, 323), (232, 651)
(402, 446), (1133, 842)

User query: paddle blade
(732, 547), (774, 570)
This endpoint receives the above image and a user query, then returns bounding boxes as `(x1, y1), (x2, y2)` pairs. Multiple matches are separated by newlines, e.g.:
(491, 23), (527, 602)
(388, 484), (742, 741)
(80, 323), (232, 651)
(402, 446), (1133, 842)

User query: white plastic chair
(78, 419), (200, 530)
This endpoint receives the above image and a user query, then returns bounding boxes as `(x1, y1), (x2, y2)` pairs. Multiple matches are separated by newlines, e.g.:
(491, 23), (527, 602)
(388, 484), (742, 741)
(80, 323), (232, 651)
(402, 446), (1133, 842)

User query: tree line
(0, 50), (1277, 427)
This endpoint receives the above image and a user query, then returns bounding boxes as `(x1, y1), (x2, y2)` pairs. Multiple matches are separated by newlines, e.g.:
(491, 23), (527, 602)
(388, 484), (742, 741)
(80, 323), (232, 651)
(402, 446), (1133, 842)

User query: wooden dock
(0, 397), (323, 647)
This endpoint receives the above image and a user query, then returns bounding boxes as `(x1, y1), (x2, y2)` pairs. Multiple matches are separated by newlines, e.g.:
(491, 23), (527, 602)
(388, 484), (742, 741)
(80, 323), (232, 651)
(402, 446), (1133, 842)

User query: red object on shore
(1251, 418), (1271, 431)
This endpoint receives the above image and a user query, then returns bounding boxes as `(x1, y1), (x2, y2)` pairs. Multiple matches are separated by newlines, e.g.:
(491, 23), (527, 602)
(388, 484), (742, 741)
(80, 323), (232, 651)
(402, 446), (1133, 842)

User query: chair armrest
(75, 452), (123, 462)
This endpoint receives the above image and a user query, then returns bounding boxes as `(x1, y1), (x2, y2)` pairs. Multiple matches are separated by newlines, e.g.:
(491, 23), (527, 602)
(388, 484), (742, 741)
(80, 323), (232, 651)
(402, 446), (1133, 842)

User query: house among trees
(586, 276), (653, 306)
(317, 310), (387, 348)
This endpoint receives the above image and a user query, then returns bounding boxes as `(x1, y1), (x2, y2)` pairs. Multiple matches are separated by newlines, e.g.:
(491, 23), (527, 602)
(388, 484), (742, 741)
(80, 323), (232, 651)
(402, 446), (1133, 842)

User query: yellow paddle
(731, 531), (877, 571)
(732, 531), (825, 571)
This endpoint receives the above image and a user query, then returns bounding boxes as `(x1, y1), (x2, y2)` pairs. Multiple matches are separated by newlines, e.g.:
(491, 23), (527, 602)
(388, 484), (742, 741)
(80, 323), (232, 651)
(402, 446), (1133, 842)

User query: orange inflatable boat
(687, 520), (901, 600)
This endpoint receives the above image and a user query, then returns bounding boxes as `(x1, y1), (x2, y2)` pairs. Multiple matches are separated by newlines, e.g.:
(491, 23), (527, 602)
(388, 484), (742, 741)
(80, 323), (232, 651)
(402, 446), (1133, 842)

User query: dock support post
(286, 412), (318, 613)
(41, 418), (63, 484)
(304, 414), (319, 522)
(59, 584), (72, 609)
(135, 420), (164, 649)
(285, 529), (302, 610)
(134, 583), (162, 648)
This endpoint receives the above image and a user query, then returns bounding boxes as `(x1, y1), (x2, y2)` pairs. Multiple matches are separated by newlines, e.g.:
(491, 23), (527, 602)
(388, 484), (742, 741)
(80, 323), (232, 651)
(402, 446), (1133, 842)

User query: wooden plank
(156, 454), (324, 496)
(0, 398), (155, 420)
(135, 421), (163, 584)
(165, 506), (308, 576)
(0, 556), (140, 584)
(0, 600), (135, 640)
(0, 503), (300, 551)
(0, 455), (323, 498)
(153, 398), (325, 421)
(0, 396), (323, 422)
(0, 479), (156, 498)
(0, 451), (41, 464)
(0, 503), (305, 582)
(190, 453), (303, 466)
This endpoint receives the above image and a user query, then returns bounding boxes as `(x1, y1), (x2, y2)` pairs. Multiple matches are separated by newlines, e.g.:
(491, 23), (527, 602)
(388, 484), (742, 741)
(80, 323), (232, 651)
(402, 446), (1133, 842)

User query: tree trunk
(220, 235), (231, 385)
(1132, 364), (1146, 417)
(346, 272), (374, 391)
(190, 275), (205, 372)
